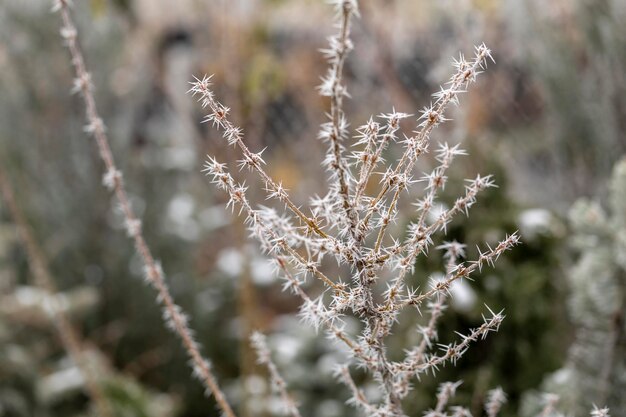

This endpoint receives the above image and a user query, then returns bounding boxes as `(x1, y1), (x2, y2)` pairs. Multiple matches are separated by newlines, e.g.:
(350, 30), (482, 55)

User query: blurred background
(0, 0), (625, 416)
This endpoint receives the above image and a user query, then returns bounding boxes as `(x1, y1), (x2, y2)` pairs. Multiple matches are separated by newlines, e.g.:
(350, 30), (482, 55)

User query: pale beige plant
(51, 1), (235, 416)
(191, 1), (519, 415)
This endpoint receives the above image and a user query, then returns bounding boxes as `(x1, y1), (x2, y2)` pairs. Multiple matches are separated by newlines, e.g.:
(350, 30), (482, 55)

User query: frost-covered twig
(336, 365), (379, 415)
(357, 45), (494, 239)
(194, 68), (515, 417)
(319, 0), (360, 241)
(271, 256), (373, 364)
(434, 381), (463, 414)
(402, 233), (519, 310)
(193, 44), (515, 417)
(189, 76), (330, 240)
(251, 332), (302, 417)
(395, 242), (463, 396)
(51, 2), (235, 416)
(202, 158), (345, 293)
(192, 2), (517, 416)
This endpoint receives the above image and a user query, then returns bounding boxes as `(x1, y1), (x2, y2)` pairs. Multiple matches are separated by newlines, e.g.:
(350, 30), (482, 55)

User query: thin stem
(337, 365), (379, 415)
(320, 0), (360, 241)
(273, 258), (371, 363)
(359, 46), (493, 234)
(353, 119), (398, 210)
(379, 174), (497, 307)
(52, 3), (236, 416)
(190, 76), (329, 240)
(401, 233), (519, 310)
(203, 159), (347, 294)
(251, 332), (302, 417)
